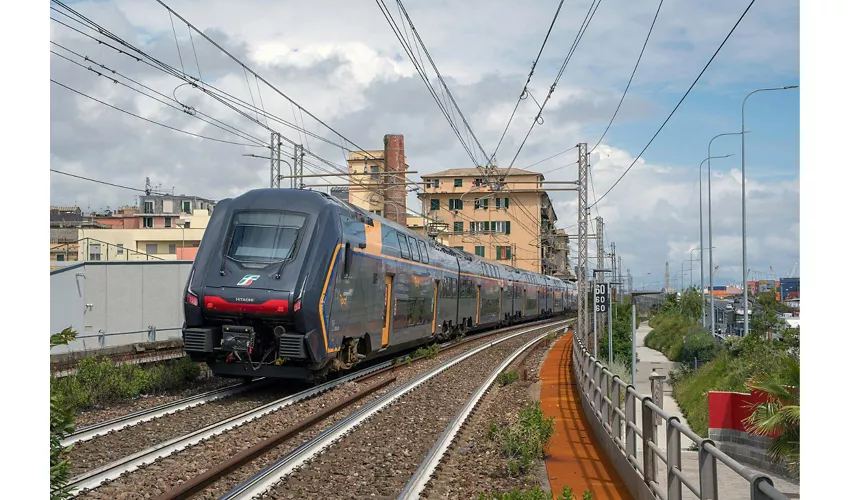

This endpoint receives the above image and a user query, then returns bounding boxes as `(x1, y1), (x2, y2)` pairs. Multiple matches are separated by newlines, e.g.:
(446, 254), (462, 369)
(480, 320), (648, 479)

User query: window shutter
(507, 247), (512, 259)
(470, 221), (475, 233)
(457, 199), (463, 210)
(449, 199), (454, 210)
(505, 221), (511, 235)
(505, 197), (509, 209)
(484, 221), (490, 231)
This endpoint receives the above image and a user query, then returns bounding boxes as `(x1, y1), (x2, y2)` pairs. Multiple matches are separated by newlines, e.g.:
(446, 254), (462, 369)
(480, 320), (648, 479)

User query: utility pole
(270, 132), (282, 188)
(293, 144), (305, 189)
(618, 255), (623, 303)
(576, 143), (589, 344)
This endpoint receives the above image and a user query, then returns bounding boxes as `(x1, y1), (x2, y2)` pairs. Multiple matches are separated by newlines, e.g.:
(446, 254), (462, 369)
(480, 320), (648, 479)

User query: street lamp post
(698, 155), (732, 327)
(708, 133), (746, 334)
(741, 85), (799, 337)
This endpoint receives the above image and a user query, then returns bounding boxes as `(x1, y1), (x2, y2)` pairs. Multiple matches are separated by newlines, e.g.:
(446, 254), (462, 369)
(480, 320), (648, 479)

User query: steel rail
(66, 361), (392, 496)
(61, 379), (266, 446)
(220, 320), (570, 500)
(398, 331), (555, 499)
(152, 376), (397, 500)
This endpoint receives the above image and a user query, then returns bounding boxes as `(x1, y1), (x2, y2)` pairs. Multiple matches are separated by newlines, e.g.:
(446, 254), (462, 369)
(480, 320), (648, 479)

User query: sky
(49, 0), (800, 289)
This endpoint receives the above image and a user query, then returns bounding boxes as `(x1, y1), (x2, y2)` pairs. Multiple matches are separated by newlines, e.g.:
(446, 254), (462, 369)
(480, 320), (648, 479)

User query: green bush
(478, 486), (548, 500)
(50, 327), (77, 500)
(488, 402), (555, 476)
(497, 370), (520, 386)
(52, 355), (202, 411)
(681, 327), (719, 364)
(597, 303), (638, 371)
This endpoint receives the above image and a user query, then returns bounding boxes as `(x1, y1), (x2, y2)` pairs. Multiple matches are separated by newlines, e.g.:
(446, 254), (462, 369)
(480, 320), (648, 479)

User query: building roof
(425, 168), (543, 179)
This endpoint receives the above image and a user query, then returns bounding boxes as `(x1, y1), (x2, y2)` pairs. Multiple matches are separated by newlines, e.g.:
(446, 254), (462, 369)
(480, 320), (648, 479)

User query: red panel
(204, 295), (289, 314)
(708, 392), (734, 430)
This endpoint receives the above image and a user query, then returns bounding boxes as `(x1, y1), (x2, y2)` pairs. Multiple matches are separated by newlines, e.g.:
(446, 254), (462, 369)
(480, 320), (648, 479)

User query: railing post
(649, 370), (666, 425)
(699, 439), (719, 500)
(667, 417), (683, 500)
(641, 397), (657, 487)
(611, 376), (621, 442)
(98, 329), (105, 348)
(593, 362), (601, 413)
(751, 475), (775, 500)
(625, 386), (637, 462)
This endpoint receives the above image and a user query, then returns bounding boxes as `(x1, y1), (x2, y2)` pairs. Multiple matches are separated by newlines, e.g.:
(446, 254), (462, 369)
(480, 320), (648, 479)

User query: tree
(51, 327), (77, 500)
(743, 355), (799, 477)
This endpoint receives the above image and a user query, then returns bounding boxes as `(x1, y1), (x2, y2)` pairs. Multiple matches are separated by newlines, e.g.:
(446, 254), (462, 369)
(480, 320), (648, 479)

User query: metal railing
(74, 326), (183, 348)
(572, 333), (787, 500)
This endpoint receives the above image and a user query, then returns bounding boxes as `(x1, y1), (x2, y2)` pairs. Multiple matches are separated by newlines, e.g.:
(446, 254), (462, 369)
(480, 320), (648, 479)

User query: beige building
(417, 168), (571, 277)
(346, 134), (409, 226)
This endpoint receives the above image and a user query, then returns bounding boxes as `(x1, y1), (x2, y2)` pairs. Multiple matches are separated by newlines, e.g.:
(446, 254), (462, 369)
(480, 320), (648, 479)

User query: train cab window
(397, 233), (410, 259)
(418, 240), (429, 264)
(409, 238), (420, 262)
(227, 210), (306, 264)
(343, 242), (353, 277)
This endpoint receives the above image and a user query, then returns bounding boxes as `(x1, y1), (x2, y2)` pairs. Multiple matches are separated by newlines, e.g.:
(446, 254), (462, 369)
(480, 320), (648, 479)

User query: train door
(381, 274), (394, 347)
(432, 280), (440, 335)
(499, 287), (503, 321)
(475, 285), (481, 325)
(522, 288), (527, 317)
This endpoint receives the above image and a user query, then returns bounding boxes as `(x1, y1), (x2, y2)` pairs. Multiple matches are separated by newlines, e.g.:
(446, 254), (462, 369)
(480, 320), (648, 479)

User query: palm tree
(743, 355), (799, 477)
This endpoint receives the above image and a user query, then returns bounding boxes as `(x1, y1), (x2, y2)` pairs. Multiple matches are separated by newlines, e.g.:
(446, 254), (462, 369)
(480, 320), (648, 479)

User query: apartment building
(418, 168), (571, 277)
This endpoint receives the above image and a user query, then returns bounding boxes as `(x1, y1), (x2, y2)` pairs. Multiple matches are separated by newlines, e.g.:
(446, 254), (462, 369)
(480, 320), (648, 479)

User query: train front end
(181, 189), (339, 382)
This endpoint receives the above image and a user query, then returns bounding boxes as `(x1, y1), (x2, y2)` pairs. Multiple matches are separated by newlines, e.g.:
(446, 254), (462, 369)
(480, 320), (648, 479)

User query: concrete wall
(50, 261), (192, 354)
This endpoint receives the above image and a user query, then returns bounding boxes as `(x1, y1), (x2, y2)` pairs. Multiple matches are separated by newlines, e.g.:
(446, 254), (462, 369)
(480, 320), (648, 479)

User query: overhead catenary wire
(50, 44), (268, 147)
(487, 0), (566, 167)
(590, 0), (665, 154)
(52, 0), (422, 195)
(590, 0), (757, 208)
(51, 169), (147, 192)
(501, 0), (604, 179)
(50, 79), (265, 148)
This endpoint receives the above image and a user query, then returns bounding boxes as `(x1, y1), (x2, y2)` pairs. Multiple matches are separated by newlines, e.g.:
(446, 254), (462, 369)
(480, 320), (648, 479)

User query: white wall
(50, 261), (193, 353)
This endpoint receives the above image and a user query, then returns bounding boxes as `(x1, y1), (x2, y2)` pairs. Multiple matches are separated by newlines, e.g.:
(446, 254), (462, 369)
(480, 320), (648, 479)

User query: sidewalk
(540, 331), (630, 499)
(633, 321), (800, 499)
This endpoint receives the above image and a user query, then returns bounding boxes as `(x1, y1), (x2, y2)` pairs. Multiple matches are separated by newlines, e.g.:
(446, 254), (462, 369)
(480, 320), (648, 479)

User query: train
(182, 188), (578, 382)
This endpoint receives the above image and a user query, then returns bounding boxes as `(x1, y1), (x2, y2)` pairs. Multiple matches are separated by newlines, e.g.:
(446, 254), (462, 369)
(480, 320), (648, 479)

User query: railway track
(69, 317), (569, 499)
(167, 320), (569, 500)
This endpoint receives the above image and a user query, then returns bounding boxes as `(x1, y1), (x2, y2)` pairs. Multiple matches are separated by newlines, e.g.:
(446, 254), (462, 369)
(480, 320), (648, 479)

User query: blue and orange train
(182, 188), (577, 382)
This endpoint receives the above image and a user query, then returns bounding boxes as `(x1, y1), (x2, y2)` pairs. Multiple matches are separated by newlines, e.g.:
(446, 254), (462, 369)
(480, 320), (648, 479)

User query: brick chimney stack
(383, 134), (407, 226)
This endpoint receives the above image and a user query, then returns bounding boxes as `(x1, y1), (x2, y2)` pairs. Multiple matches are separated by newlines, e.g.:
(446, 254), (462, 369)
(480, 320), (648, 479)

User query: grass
(51, 355), (202, 412)
(478, 485), (592, 500)
(488, 402), (555, 476)
(412, 343), (440, 360)
(497, 370), (520, 386)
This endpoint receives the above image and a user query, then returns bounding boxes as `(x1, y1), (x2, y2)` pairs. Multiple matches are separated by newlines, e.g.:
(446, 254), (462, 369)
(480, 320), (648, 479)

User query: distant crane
(787, 262), (798, 278)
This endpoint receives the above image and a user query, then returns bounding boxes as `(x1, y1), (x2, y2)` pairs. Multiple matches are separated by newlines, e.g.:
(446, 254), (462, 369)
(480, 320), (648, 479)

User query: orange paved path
(540, 330), (631, 499)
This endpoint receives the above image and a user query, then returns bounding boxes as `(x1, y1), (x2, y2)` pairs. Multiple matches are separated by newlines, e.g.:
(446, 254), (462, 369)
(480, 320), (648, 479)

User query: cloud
(50, 0), (799, 287)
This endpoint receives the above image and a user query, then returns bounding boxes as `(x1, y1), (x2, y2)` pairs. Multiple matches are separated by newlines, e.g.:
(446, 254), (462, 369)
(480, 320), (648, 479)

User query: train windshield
(226, 211), (307, 264)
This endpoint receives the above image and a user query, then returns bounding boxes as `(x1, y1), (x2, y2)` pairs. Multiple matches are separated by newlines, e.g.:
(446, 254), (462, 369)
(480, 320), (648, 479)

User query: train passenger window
(409, 238), (420, 262)
(418, 241), (429, 264)
(227, 210), (306, 264)
(397, 233), (410, 259)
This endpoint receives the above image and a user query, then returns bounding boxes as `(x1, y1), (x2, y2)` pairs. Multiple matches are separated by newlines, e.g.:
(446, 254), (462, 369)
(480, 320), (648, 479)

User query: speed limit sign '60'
(594, 283), (609, 313)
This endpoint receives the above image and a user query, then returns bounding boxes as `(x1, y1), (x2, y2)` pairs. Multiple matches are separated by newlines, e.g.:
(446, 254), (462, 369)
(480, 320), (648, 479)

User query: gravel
(261, 329), (548, 500)
(72, 376), (235, 428)
(69, 384), (295, 476)
(72, 323), (560, 499)
(422, 334), (557, 499)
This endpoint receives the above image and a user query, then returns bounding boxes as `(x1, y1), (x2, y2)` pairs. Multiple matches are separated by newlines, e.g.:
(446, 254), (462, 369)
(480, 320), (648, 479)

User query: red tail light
(186, 291), (199, 307)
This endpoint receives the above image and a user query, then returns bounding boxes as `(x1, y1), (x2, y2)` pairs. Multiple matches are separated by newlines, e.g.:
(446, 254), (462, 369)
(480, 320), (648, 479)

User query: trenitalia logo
(237, 275), (261, 286)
